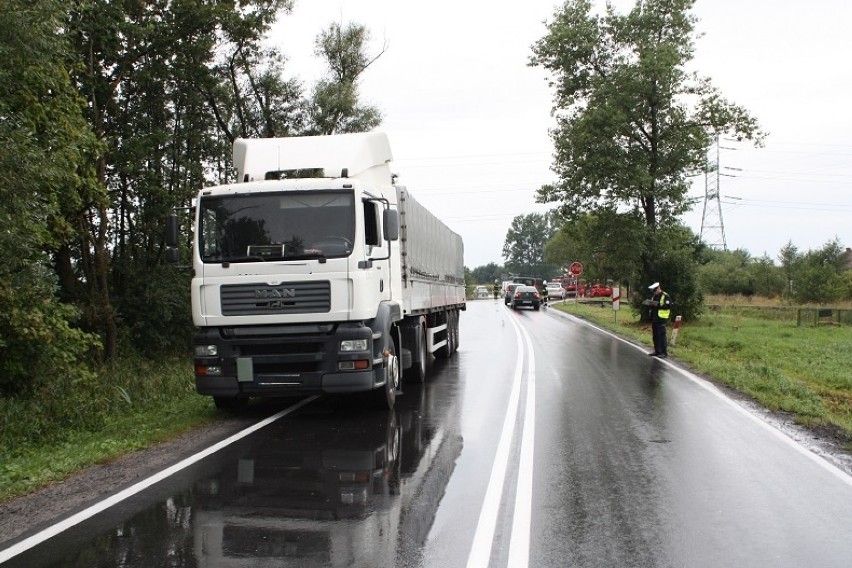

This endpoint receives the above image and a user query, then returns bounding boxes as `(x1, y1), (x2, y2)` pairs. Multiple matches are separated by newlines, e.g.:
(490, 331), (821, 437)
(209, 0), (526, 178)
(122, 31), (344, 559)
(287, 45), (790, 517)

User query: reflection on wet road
(3, 300), (852, 567)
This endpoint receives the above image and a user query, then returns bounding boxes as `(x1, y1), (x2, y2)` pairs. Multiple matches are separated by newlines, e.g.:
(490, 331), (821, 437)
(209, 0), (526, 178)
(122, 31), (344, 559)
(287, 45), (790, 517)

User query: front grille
(221, 281), (331, 316)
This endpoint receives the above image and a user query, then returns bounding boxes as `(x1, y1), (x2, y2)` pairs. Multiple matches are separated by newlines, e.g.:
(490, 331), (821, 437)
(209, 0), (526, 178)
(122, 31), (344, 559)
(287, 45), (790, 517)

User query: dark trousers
(652, 321), (668, 355)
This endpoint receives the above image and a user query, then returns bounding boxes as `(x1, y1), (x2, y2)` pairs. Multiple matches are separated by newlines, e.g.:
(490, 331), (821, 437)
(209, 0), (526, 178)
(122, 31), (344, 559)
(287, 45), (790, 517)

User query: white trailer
(167, 132), (465, 410)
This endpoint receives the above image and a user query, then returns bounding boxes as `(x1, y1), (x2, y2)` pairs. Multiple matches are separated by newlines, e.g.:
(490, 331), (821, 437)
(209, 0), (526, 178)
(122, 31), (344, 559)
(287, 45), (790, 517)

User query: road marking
(0, 396), (320, 564)
(508, 316), (536, 568)
(466, 312), (535, 568)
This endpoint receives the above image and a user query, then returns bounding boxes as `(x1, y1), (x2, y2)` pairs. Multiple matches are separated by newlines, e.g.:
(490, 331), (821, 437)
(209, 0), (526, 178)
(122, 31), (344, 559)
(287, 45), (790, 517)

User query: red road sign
(569, 261), (584, 276)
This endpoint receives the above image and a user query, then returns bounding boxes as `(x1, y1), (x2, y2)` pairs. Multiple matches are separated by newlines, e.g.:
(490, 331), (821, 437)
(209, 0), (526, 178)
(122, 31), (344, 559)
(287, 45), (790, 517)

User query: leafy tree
(544, 211), (645, 285)
(502, 212), (559, 279)
(746, 254), (785, 298)
(697, 249), (754, 296)
(529, 0), (763, 318)
(785, 239), (846, 304)
(469, 262), (506, 286)
(306, 22), (383, 135)
(0, 0), (101, 394)
(698, 249), (786, 298)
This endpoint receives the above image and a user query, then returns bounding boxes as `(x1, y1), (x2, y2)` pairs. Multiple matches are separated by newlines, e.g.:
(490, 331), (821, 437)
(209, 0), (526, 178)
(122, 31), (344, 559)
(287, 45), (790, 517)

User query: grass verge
(555, 300), (852, 450)
(0, 355), (217, 504)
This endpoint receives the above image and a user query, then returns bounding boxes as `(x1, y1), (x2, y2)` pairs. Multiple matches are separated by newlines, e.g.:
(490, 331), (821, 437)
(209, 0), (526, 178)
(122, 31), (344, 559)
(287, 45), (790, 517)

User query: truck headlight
(340, 339), (368, 352)
(195, 345), (218, 357)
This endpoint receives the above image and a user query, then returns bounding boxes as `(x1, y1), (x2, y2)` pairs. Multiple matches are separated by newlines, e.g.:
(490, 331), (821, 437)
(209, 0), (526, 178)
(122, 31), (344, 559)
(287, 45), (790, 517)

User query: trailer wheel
(451, 310), (460, 353)
(372, 339), (399, 409)
(435, 312), (453, 359)
(405, 324), (427, 383)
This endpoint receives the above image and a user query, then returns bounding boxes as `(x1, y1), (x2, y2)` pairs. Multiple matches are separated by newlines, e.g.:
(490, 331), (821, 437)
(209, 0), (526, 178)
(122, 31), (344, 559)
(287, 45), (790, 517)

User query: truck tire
(405, 323), (427, 383)
(372, 338), (399, 409)
(451, 310), (460, 353)
(435, 311), (453, 359)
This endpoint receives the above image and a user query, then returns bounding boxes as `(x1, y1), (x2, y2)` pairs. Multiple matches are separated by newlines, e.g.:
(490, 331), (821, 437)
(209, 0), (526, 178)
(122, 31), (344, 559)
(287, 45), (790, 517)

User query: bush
(0, 260), (100, 397)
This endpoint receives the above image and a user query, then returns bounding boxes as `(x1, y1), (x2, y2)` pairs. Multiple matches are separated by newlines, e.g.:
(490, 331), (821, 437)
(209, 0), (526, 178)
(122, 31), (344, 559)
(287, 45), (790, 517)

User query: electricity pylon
(700, 136), (727, 250)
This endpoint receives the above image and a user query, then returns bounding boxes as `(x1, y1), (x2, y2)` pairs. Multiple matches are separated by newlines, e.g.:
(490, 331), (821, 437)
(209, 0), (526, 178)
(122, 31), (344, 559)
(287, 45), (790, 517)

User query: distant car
(545, 283), (565, 300)
(504, 283), (520, 305)
(474, 285), (490, 299)
(587, 283), (613, 298)
(510, 285), (541, 310)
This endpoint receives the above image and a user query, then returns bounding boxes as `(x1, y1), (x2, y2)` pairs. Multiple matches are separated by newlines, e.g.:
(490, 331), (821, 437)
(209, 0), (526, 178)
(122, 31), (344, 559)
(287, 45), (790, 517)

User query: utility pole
(700, 135), (727, 250)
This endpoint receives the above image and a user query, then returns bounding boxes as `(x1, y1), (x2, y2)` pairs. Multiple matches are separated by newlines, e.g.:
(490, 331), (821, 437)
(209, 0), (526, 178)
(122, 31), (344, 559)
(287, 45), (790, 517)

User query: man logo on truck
(255, 288), (296, 299)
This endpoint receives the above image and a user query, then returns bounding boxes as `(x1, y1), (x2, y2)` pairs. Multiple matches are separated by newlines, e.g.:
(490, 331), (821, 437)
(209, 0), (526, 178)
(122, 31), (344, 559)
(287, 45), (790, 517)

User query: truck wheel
(213, 396), (249, 412)
(405, 324), (427, 383)
(372, 339), (399, 409)
(435, 312), (453, 359)
(452, 310), (460, 353)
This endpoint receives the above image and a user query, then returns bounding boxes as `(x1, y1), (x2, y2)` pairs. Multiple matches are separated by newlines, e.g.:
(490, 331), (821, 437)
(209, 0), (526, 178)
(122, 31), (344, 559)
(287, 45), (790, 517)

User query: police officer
(645, 282), (671, 357)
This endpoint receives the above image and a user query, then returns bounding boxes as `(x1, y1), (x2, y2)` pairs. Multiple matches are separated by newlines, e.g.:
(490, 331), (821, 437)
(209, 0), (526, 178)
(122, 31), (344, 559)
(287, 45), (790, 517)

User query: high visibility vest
(658, 292), (671, 320)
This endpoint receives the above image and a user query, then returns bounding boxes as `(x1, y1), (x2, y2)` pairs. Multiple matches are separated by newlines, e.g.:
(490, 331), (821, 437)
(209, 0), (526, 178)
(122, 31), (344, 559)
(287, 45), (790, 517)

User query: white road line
(0, 395), (320, 564)
(466, 312), (526, 568)
(508, 317), (536, 568)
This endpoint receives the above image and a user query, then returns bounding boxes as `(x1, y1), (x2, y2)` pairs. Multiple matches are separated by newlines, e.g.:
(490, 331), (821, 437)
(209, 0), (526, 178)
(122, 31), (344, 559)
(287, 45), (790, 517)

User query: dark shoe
(658, 354), (668, 359)
(648, 352), (659, 356)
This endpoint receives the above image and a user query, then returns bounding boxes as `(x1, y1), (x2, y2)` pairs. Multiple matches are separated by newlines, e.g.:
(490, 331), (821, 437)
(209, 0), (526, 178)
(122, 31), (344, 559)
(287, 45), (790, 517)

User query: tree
(782, 239), (847, 304)
(0, 0), (101, 394)
(306, 22), (383, 135)
(469, 262), (506, 286)
(529, 0), (763, 318)
(502, 212), (558, 279)
(544, 211), (645, 285)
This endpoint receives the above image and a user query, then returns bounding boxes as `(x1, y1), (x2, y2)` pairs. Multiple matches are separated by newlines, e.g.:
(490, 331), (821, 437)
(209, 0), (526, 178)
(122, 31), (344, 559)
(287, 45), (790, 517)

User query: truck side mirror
(166, 212), (179, 247)
(383, 209), (399, 241)
(165, 212), (181, 264)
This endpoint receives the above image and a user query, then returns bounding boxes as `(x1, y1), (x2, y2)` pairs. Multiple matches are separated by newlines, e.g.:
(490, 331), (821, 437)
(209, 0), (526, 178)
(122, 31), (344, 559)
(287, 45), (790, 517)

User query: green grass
(0, 355), (217, 503)
(556, 300), (852, 447)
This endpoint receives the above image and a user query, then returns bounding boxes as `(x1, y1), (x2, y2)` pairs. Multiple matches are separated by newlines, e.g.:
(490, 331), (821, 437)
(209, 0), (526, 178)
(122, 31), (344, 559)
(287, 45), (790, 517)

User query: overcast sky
(272, 0), (852, 269)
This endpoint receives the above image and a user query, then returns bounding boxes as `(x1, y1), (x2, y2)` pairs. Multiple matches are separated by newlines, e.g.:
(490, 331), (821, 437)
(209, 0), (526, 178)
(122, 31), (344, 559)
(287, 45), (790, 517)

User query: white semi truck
(166, 132), (465, 410)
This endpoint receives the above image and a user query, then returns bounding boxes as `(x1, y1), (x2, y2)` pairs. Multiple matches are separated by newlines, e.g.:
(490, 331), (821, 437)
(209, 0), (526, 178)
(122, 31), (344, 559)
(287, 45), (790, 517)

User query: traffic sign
(569, 261), (584, 276)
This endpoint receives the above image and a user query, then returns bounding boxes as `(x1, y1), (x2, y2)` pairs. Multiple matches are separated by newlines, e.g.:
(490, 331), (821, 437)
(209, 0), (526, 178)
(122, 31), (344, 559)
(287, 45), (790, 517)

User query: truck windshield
(198, 190), (356, 263)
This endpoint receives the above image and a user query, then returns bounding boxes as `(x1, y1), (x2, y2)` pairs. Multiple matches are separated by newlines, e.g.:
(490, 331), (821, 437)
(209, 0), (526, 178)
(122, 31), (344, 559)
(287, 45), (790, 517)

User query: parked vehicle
(587, 282), (613, 297)
(165, 132), (465, 410)
(510, 285), (542, 310)
(546, 282), (565, 300)
(504, 283), (520, 305)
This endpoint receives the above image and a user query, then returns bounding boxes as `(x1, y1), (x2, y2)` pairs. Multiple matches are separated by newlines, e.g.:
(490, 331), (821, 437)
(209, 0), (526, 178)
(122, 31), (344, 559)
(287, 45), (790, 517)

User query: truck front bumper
(193, 322), (380, 398)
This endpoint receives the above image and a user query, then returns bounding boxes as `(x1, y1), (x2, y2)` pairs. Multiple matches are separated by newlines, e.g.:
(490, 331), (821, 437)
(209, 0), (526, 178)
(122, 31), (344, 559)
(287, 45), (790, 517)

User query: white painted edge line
(0, 395), (321, 563)
(508, 317), (536, 568)
(466, 311), (525, 568)
(556, 310), (852, 488)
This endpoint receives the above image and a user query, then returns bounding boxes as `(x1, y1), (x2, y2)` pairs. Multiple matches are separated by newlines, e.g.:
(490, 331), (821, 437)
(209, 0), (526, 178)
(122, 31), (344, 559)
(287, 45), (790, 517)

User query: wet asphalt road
(3, 299), (852, 567)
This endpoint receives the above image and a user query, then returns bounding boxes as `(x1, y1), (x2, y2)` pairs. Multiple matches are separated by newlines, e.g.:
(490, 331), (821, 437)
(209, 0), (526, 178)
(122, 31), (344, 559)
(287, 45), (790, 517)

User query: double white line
(467, 314), (536, 568)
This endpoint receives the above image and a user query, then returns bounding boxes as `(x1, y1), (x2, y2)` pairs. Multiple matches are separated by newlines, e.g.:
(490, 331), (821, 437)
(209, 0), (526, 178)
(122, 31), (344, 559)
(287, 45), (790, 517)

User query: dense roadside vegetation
(0, 357), (214, 503)
(555, 297), (852, 450)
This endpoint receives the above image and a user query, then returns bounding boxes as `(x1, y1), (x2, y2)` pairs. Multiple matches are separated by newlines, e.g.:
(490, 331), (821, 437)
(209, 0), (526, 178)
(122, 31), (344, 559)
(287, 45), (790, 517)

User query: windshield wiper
(221, 255), (267, 264)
